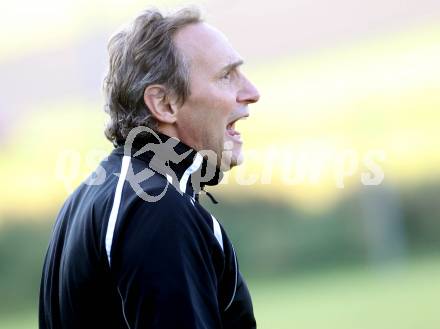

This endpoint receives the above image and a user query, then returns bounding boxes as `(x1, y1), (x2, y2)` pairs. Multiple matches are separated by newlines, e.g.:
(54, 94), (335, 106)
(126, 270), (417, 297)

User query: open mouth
(226, 119), (240, 137)
(225, 115), (248, 143)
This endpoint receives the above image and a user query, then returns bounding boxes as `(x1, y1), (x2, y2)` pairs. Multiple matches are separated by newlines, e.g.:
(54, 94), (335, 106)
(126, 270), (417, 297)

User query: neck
(119, 129), (223, 198)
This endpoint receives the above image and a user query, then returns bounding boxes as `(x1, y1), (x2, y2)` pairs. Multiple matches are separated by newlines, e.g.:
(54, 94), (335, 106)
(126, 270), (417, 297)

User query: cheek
(193, 82), (235, 115)
(180, 83), (236, 139)
(193, 101), (229, 130)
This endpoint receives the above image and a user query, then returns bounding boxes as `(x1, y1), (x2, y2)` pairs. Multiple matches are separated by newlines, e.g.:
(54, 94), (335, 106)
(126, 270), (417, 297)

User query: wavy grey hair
(103, 7), (202, 146)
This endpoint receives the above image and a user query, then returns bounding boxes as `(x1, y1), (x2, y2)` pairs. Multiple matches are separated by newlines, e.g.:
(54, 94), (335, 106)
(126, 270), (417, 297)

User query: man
(39, 7), (260, 329)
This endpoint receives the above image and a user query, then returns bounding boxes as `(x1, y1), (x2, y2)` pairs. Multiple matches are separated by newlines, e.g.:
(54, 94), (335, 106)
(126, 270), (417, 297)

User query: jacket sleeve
(109, 190), (222, 329)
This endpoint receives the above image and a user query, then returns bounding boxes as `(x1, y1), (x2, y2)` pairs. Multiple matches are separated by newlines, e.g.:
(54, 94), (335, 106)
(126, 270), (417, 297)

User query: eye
(222, 71), (232, 80)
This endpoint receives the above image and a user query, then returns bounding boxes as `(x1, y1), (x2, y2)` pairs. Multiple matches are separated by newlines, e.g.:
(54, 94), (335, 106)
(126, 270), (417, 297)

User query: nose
(237, 75), (260, 104)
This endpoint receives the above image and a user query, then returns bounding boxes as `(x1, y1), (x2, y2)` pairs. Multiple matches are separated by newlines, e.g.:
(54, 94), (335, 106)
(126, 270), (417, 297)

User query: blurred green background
(1, 0), (440, 328)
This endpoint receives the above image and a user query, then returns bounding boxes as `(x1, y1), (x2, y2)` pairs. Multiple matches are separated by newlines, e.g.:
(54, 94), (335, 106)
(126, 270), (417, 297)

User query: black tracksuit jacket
(39, 132), (256, 329)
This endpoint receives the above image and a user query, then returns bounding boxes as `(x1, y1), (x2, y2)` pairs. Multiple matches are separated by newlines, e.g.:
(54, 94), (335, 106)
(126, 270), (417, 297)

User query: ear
(143, 85), (178, 124)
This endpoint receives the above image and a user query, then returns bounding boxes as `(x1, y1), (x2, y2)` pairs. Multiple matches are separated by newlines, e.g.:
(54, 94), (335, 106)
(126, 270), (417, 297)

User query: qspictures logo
(55, 126), (386, 201)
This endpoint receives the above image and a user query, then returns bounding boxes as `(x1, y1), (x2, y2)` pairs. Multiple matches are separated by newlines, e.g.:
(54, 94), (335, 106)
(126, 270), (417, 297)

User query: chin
(230, 151), (244, 167)
(220, 133), (244, 171)
(220, 149), (243, 171)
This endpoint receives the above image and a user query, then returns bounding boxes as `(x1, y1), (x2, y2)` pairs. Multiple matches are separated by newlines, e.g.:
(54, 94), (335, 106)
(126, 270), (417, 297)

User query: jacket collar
(113, 130), (223, 199)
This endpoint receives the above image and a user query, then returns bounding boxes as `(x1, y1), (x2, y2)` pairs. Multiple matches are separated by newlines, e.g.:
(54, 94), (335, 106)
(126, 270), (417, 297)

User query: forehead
(173, 22), (242, 73)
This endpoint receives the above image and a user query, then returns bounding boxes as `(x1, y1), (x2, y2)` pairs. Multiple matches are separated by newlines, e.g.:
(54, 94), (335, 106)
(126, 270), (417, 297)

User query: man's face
(173, 23), (260, 170)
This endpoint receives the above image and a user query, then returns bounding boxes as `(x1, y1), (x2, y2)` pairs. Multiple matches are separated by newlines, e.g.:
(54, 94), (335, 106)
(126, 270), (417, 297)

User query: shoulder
(131, 184), (207, 235)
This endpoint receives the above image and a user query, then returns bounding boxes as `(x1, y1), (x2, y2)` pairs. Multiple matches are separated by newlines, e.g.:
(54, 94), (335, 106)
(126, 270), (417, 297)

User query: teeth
(227, 119), (237, 130)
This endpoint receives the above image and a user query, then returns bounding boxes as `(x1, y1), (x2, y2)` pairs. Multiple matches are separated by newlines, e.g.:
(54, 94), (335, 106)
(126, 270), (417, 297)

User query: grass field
(2, 256), (439, 329)
(251, 256), (440, 329)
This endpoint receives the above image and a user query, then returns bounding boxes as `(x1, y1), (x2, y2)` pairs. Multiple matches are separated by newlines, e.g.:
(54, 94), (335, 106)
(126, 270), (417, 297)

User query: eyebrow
(219, 59), (244, 75)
